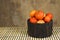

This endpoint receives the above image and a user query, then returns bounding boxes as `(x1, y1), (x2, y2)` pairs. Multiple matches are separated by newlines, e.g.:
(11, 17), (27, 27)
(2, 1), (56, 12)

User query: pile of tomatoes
(29, 10), (53, 24)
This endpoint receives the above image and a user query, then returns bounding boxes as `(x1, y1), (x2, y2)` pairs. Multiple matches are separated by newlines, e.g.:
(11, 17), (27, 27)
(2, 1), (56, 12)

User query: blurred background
(0, 0), (60, 27)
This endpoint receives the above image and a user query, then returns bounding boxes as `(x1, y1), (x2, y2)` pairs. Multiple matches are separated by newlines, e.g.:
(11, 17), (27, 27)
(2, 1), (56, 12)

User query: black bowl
(27, 19), (53, 38)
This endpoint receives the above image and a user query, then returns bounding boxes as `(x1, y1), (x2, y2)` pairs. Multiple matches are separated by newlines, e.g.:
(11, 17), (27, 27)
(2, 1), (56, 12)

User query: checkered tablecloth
(0, 27), (60, 40)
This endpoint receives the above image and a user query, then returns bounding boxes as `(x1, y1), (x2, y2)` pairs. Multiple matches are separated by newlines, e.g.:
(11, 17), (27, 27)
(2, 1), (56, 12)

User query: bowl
(27, 19), (53, 38)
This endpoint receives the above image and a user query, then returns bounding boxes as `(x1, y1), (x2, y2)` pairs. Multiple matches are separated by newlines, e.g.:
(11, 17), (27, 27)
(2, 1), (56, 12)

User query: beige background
(0, 0), (60, 27)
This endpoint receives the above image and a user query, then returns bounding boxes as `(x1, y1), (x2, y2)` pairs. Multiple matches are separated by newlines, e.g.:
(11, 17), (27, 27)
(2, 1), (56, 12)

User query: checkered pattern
(0, 27), (60, 40)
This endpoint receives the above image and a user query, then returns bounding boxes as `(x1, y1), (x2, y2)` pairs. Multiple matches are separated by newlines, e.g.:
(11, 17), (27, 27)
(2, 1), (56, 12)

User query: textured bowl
(27, 19), (53, 38)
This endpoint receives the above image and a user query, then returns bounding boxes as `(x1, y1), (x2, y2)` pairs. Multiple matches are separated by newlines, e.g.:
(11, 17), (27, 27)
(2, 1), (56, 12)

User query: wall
(0, 0), (60, 27)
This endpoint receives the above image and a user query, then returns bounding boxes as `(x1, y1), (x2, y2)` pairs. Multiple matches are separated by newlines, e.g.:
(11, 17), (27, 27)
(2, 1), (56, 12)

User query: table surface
(0, 27), (60, 40)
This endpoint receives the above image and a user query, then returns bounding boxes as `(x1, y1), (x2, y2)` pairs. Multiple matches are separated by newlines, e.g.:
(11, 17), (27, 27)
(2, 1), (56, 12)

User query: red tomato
(35, 10), (44, 20)
(29, 17), (37, 23)
(44, 16), (51, 22)
(30, 10), (37, 17)
(46, 13), (53, 19)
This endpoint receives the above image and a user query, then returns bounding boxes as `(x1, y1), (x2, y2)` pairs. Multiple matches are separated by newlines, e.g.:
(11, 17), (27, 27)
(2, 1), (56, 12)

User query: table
(0, 27), (60, 40)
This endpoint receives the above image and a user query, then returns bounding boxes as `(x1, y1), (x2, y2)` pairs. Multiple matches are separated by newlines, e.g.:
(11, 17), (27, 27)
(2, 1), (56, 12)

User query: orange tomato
(44, 16), (51, 22)
(35, 10), (44, 20)
(30, 10), (37, 17)
(37, 20), (45, 24)
(29, 17), (37, 23)
(46, 13), (53, 19)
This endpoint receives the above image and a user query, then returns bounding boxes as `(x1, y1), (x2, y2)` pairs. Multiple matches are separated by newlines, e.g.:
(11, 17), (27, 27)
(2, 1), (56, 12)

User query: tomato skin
(30, 10), (37, 17)
(29, 17), (37, 23)
(44, 16), (51, 22)
(46, 13), (53, 19)
(35, 10), (44, 20)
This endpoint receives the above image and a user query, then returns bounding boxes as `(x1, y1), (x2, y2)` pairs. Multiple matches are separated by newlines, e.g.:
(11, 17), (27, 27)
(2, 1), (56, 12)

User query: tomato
(30, 10), (37, 17)
(29, 17), (37, 23)
(44, 16), (51, 22)
(46, 13), (53, 19)
(35, 10), (44, 20)
(37, 20), (45, 24)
